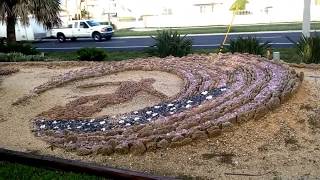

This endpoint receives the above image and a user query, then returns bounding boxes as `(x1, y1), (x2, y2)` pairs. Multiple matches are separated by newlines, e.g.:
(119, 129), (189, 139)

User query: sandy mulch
(0, 64), (320, 179)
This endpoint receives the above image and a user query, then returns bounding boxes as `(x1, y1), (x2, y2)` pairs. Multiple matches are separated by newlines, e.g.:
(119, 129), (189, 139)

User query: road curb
(0, 148), (175, 180)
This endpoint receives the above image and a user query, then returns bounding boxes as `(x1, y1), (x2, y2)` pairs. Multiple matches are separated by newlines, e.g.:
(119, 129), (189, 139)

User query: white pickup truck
(50, 20), (114, 42)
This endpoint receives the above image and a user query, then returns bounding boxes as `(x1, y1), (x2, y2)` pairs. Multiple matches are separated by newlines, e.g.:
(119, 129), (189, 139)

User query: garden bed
(0, 54), (320, 179)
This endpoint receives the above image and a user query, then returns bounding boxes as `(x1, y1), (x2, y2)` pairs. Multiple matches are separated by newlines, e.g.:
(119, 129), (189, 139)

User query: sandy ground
(0, 64), (320, 179)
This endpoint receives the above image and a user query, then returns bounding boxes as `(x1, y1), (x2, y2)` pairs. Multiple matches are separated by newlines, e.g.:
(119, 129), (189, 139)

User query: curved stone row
(16, 53), (303, 156)
(0, 67), (19, 76)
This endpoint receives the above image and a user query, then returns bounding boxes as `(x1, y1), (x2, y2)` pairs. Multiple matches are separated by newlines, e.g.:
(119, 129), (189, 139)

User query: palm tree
(0, 0), (61, 43)
(220, 0), (249, 51)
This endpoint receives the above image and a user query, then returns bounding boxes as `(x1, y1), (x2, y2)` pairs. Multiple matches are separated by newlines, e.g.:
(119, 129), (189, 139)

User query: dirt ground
(0, 63), (320, 179)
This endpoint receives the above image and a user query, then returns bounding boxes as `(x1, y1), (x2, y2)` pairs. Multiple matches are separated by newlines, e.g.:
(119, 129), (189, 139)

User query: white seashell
(119, 120), (125, 124)
(186, 104), (192, 108)
(134, 117), (140, 121)
(201, 91), (208, 95)
(206, 95), (213, 100)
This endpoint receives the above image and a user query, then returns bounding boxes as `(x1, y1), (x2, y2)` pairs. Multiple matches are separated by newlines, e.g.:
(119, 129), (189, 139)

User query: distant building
(60, 0), (320, 28)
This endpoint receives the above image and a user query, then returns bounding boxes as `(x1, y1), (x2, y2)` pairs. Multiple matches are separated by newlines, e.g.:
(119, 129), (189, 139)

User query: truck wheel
(70, 37), (77, 41)
(57, 34), (66, 43)
(93, 32), (102, 42)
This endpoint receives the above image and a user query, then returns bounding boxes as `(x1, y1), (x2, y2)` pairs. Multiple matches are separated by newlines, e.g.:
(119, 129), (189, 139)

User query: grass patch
(114, 22), (320, 37)
(45, 50), (151, 61)
(0, 161), (105, 180)
(44, 48), (299, 63)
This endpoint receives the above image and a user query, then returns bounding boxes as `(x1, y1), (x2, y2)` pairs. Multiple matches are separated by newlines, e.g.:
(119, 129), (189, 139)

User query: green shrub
(6, 52), (25, 62)
(0, 52), (45, 62)
(77, 48), (107, 61)
(0, 52), (7, 61)
(150, 30), (193, 58)
(288, 34), (320, 64)
(225, 36), (270, 56)
(0, 43), (39, 55)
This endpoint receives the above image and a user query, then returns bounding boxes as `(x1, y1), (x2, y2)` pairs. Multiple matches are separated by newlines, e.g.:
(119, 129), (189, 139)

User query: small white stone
(125, 123), (131, 126)
(221, 87), (227, 91)
(90, 119), (95, 122)
(119, 120), (125, 124)
(146, 111), (152, 115)
(133, 111), (139, 114)
(169, 112), (175, 115)
(54, 126), (59, 129)
(76, 126), (81, 129)
(121, 116), (127, 119)
(154, 105), (161, 109)
(186, 104), (192, 108)
(134, 117), (140, 121)
(147, 118), (152, 121)
(170, 107), (176, 111)
(187, 100), (193, 103)
(101, 128), (106, 131)
(152, 113), (158, 117)
(40, 119), (45, 122)
(99, 121), (106, 125)
(206, 95), (213, 100)
(52, 121), (57, 124)
(201, 91), (208, 95)
(40, 125), (46, 129)
(167, 103), (174, 107)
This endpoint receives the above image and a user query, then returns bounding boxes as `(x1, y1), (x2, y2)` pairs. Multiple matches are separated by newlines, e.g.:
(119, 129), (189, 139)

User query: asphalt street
(34, 31), (309, 52)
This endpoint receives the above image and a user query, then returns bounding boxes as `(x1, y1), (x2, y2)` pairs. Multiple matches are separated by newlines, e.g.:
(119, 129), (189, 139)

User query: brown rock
(76, 147), (92, 156)
(65, 143), (77, 151)
(96, 145), (114, 155)
(299, 72), (304, 81)
(254, 105), (268, 120)
(170, 137), (192, 148)
(157, 139), (169, 148)
(65, 135), (78, 143)
(106, 139), (118, 148)
(207, 126), (221, 138)
(221, 122), (233, 132)
(115, 142), (129, 154)
(130, 140), (146, 155)
(267, 97), (281, 110)
(191, 130), (207, 140)
(146, 142), (157, 151)
(172, 135), (184, 142)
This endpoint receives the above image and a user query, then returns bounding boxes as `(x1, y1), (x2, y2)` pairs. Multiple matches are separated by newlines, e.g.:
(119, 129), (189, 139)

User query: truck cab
(51, 20), (114, 42)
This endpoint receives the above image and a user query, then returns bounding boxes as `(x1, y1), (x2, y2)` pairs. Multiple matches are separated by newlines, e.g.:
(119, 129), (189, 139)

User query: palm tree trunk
(6, 15), (17, 44)
(303, 0), (311, 37)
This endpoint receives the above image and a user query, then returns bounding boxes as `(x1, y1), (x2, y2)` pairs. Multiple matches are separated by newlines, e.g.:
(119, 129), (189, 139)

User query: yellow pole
(219, 12), (236, 52)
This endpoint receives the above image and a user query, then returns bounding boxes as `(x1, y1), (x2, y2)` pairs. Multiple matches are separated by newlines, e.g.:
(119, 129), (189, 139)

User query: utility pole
(302, 0), (311, 37)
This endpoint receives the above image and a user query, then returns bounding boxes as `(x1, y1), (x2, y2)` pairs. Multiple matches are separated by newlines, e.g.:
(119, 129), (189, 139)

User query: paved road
(34, 31), (309, 52)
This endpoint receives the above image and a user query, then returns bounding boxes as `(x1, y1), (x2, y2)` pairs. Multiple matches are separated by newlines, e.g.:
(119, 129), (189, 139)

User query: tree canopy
(0, 0), (61, 42)
(230, 0), (249, 11)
